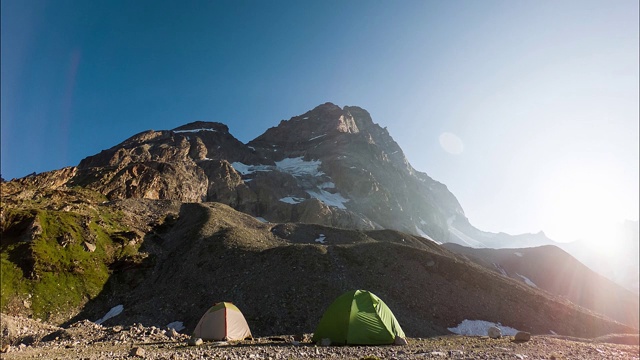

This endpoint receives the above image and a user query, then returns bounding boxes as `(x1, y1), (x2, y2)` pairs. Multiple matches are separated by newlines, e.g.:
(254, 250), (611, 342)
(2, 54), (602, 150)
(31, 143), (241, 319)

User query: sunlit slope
(443, 243), (639, 329)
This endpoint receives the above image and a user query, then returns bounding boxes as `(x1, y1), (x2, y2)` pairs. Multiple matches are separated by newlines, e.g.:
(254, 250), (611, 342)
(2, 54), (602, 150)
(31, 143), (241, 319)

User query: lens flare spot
(439, 132), (464, 155)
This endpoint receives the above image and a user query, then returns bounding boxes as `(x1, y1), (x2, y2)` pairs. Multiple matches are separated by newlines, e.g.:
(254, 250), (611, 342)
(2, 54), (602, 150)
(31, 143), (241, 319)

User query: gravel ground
(3, 335), (640, 360)
(1, 314), (638, 360)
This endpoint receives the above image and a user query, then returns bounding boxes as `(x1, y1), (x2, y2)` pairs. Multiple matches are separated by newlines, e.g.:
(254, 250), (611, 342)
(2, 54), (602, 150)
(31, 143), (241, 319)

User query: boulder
(514, 331), (531, 342)
(129, 346), (145, 357)
(188, 337), (203, 346)
(167, 328), (179, 339)
(488, 326), (502, 339)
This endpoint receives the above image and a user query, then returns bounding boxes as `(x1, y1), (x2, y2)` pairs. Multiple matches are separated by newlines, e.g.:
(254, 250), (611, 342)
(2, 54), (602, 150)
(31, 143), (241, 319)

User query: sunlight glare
(539, 163), (632, 256)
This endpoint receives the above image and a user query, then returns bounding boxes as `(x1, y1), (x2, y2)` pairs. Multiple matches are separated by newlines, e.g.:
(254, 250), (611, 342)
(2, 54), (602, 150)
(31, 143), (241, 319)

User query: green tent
(312, 290), (407, 345)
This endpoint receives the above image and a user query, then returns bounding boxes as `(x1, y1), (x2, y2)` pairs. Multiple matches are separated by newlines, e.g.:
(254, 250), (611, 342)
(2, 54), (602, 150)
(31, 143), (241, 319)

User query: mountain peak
(249, 103), (360, 148)
(312, 102), (341, 111)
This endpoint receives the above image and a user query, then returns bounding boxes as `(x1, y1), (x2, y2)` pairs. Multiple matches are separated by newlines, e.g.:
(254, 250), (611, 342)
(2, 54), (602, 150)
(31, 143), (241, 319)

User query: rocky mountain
(57, 103), (462, 243)
(2, 102), (638, 338)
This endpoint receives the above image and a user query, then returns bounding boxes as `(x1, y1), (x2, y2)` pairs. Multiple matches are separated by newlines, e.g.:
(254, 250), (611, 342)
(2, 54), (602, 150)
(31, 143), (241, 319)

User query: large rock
(129, 346), (145, 357)
(488, 326), (502, 339)
(514, 331), (531, 342)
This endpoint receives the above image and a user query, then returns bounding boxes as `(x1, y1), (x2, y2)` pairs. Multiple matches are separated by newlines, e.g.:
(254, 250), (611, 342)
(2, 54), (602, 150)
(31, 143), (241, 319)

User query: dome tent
(312, 290), (407, 345)
(192, 302), (252, 341)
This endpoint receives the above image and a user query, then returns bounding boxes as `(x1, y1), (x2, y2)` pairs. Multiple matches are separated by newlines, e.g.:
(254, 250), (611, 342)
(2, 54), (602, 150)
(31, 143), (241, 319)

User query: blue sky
(2, 0), (638, 242)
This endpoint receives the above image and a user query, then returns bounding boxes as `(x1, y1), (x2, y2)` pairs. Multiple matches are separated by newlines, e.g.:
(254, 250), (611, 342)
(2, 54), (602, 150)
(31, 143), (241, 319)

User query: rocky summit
(1, 103), (638, 355)
(46, 103), (462, 242)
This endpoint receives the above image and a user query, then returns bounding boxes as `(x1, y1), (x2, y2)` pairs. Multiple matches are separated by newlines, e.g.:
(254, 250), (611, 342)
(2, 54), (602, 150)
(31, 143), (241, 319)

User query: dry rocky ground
(1, 314), (638, 359)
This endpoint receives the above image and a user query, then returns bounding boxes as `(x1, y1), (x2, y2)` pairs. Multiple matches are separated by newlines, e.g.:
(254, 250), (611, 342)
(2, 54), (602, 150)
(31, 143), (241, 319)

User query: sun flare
(539, 163), (635, 255)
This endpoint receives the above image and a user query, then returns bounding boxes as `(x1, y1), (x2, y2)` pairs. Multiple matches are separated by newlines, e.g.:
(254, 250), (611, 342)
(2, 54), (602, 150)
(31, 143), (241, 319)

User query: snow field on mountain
(305, 189), (348, 209)
(173, 128), (218, 133)
(230, 162), (272, 176)
(234, 157), (350, 209)
(279, 196), (304, 204)
(274, 157), (324, 177)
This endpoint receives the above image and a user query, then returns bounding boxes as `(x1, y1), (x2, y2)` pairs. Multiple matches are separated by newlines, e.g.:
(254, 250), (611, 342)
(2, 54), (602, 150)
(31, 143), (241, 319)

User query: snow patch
(275, 157), (324, 177)
(305, 189), (349, 209)
(279, 196), (305, 205)
(315, 234), (326, 244)
(319, 182), (336, 189)
(166, 321), (185, 331)
(248, 146), (255, 151)
(302, 116), (309, 119)
(230, 162), (272, 176)
(447, 320), (519, 336)
(550, 330), (557, 335)
(516, 273), (537, 288)
(173, 128), (217, 134)
(309, 134), (327, 141)
(255, 217), (269, 223)
(514, 252), (523, 257)
(95, 305), (123, 325)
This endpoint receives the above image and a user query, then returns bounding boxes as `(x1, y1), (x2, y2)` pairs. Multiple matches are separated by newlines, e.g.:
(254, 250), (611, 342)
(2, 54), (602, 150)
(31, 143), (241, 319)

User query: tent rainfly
(192, 302), (252, 341)
(312, 289), (407, 345)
